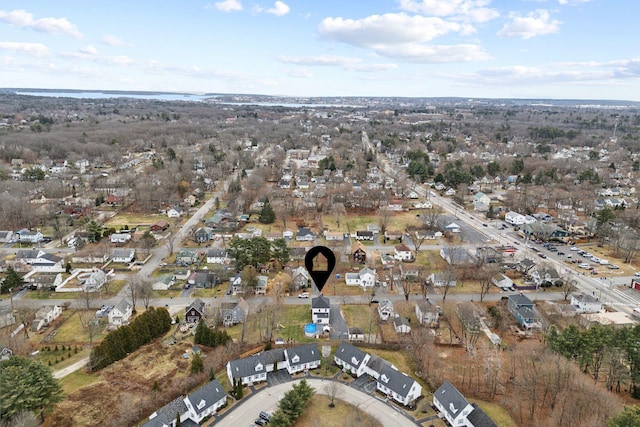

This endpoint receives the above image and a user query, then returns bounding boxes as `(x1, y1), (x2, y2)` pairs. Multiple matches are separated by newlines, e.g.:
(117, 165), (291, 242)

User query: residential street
(211, 378), (418, 427)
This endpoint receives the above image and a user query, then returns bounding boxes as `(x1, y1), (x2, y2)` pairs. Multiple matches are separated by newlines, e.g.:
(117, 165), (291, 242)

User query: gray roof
(114, 299), (132, 315)
(467, 403), (498, 427)
(16, 249), (40, 259)
(434, 380), (469, 419)
(207, 248), (227, 257)
(572, 293), (599, 304)
(228, 354), (266, 380)
(112, 248), (135, 258)
(154, 395), (189, 426)
(312, 295), (330, 309)
(366, 353), (390, 375)
(186, 379), (226, 417)
(186, 298), (206, 315)
(286, 343), (320, 365)
(508, 294), (533, 307)
(378, 365), (417, 399)
(262, 348), (286, 365)
(393, 317), (410, 328)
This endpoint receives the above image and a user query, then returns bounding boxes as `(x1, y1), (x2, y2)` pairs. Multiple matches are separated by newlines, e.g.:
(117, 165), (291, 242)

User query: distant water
(14, 91), (208, 102)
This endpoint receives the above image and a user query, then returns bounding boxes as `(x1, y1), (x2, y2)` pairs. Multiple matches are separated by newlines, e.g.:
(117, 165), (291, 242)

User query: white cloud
(209, 0), (243, 12)
(101, 34), (125, 47)
(0, 9), (83, 38)
(278, 55), (397, 72)
(319, 13), (461, 47)
(374, 43), (491, 63)
(286, 68), (313, 78)
(0, 41), (49, 57)
(497, 9), (560, 39)
(79, 45), (98, 56)
(558, 0), (592, 5)
(398, 0), (499, 23)
(265, 1), (290, 16)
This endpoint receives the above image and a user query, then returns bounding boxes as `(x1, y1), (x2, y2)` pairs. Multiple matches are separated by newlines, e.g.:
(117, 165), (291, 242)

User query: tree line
(547, 323), (640, 396)
(268, 379), (315, 427)
(89, 307), (172, 371)
(194, 321), (232, 347)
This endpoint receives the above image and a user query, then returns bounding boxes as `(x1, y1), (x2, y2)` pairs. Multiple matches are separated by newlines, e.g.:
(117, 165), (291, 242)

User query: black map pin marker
(304, 246), (336, 293)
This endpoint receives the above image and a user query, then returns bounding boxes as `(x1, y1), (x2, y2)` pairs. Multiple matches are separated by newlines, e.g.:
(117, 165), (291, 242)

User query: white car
(599, 259), (610, 265)
(635, 272), (640, 277)
(570, 246), (579, 251)
(298, 292), (310, 298)
(579, 263), (591, 269)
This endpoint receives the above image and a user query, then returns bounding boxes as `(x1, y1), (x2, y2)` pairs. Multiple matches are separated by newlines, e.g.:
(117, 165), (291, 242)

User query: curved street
(211, 377), (419, 427)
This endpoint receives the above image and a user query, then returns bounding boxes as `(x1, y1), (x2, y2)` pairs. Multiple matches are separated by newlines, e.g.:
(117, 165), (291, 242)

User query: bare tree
(139, 279), (153, 309)
(440, 265), (457, 305)
(325, 381), (342, 408)
(78, 287), (96, 311)
(126, 276), (141, 311)
(478, 264), (499, 302)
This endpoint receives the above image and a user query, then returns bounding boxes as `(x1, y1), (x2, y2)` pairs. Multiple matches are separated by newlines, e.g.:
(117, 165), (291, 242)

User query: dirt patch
(45, 339), (249, 427)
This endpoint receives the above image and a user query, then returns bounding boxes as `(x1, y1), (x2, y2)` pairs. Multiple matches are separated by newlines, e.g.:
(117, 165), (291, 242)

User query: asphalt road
(212, 378), (418, 427)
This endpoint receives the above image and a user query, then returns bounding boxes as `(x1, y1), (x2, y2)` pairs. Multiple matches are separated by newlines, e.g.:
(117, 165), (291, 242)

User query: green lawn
(58, 369), (101, 395)
(46, 310), (108, 345)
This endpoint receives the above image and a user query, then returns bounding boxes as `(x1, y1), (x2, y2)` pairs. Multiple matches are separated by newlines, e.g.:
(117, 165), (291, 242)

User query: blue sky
(0, 0), (639, 100)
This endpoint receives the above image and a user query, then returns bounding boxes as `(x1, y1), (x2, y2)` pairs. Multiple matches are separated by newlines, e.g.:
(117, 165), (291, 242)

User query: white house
(31, 305), (62, 331)
(18, 230), (43, 243)
(428, 272), (457, 288)
(473, 192), (491, 212)
(444, 222), (461, 233)
(182, 379), (227, 424)
(393, 244), (415, 262)
(334, 341), (370, 377)
(206, 248), (227, 264)
(505, 211), (526, 226)
(433, 380), (497, 427)
(378, 300), (394, 321)
(376, 365), (422, 406)
(415, 299), (440, 326)
(311, 295), (330, 324)
(393, 316), (411, 334)
(571, 293), (603, 314)
(112, 248), (135, 263)
(110, 233), (131, 244)
(167, 206), (183, 218)
(284, 343), (321, 374)
(345, 267), (376, 288)
(227, 354), (267, 385)
(108, 299), (133, 327)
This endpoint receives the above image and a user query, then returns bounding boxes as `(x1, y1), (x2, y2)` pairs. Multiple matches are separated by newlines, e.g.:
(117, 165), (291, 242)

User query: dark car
(255, 418), (267, 426)
(538, 253), (547, 258)
(557, 252), (565, 256)
(41, 236), (52, 243)
(259, 411), (271, 421)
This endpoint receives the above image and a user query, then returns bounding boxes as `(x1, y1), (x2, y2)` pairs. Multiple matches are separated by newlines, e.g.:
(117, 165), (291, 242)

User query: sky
(0, 0), (639, 101)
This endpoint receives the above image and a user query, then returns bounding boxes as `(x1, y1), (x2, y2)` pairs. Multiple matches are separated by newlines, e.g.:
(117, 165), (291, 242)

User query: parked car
(538, 253), (547, 258)
(556, 252), (565, 256)
(255, 418), (267, 426)
(298, 292), (310, 298)
(579, 263), (591, 269)
(570, 246), (579, 251)
(634, 272), (640, 277)
(259, 411), (271, 421)
(608, 264), (620, 269)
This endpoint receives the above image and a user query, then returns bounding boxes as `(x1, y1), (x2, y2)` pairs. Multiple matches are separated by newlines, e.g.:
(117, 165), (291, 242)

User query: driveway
(329, 304), (348, 340)
(211, 378), (418, 427)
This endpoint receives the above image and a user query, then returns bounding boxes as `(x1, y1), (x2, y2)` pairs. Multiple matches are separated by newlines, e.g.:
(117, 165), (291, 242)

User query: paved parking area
(350, 374), (378, 394)
(266, 369), (291, 387)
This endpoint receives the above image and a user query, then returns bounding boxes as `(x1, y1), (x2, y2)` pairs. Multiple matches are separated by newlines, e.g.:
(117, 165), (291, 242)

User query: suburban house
(571, 293), (603, 314)
(31, 305), (62, 332)
(345, 267), (376, 288)
(186, 299), (206, 323)
(378, 300), (394, 321)
(24, 272), (63, 291)
(505, 211), (527, 226)
(143, 379), (227, 427)
(229, 273), (243, 295)
(522, 222), (569, 241)
(334, 341), (370, 377)
(188, 270), (216, 288)
(176, 249), (199, 265)
(183, 379), (227, 424)
(152, 274), (175, 291)
(112, 248), (136, 263)
(530, 266), (561, 287)
(206, 248), (227, 264)
(18, 230), (43, 243)
(508, 294), (541, 330)
(255, 275), (268, 295)
(284, 343), (321, 374)
(475, 247), (503, 264)
(108, 299), (133, 327)
(295, 227), (315, 242)
(376, 365), (422, 406)
(348, 327), (365, 342)
(351, 242), (367, 264)
(0, 231), (14, 243)
(433, 380), (497, 427)
(415, 299), (440, 326)
(167, 206), (183, 218)
(150, 220), (169, 232)
(193, 226), (214, 243)
(393, 316), (411, 334)
(440, 247), (471, 265)
(444, 222), (461, 233)
(311, 295), (331, 324)
(110, 233), (131, 244)
(473, 192), (491, 212)
(291, 266), (310, 292)
(393, 244), (415, 262)
(16, 249), (42, 264)
(0, 308), (16, 328)
(227, 353), (268, 385)
(31, 253), (64, 272)
(354, 230), (374, 241)
(427, 273), (457, 288)
(220, 298), (248, 327)
(492, 274), (515, 291)
(383, 230), (404, 242)
(83, 269), (107, 291)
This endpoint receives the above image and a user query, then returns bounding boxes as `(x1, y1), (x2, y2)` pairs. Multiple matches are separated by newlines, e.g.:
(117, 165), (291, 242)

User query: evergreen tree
(191, 353), (204, 374)
(1, 266), (24, 294)
(259, 197), (276, 224)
